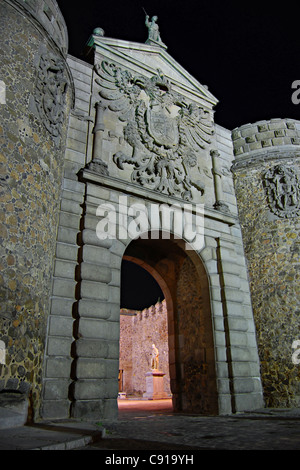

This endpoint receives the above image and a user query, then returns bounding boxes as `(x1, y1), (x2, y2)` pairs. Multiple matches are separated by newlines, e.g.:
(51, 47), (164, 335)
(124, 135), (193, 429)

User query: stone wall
(177, 256), (218, 414)
(119, 301), (171, 396)
(0, 0), (73, 419)
(13, 0), (69, 56)
(232, 119), (300, 407)
(0, 4), (266, 422)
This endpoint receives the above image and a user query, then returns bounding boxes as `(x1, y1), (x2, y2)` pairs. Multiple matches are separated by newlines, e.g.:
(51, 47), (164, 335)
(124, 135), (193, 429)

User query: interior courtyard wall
(0, 0), (73, 419)
(119, 301), (171, 396)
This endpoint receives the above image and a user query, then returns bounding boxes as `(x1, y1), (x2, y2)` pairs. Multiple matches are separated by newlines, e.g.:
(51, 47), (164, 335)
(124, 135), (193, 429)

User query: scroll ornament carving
(263, 164), (300, 218)
(94, 61), (215, 200)
(34, 52), (68, 145)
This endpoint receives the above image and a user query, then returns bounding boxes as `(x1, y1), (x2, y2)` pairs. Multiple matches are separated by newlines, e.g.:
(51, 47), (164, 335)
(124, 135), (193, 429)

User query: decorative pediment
(88, 34), (218, 109)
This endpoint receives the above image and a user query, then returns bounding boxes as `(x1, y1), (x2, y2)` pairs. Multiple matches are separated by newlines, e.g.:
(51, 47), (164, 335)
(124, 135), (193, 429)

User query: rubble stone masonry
(0, 0), (73, 419)
(232, 119), (300, 407)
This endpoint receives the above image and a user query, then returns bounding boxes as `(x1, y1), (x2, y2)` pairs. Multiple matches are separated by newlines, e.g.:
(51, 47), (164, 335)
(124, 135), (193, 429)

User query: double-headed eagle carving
(95, 61), (214, 200)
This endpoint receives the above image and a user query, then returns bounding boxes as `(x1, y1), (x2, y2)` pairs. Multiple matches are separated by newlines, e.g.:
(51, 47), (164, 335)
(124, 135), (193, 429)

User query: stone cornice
(231, 146), (300, 171)
(79, 168), (237, 227)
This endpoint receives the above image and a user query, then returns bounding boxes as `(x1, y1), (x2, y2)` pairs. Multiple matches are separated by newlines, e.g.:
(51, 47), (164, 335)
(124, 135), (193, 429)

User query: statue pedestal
(143, 370), (168, 400)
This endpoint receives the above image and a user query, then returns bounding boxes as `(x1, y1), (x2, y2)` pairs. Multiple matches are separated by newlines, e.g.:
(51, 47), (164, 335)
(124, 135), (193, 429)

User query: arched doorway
(120, 234), (218, 415)
(118, 259), (170, 405)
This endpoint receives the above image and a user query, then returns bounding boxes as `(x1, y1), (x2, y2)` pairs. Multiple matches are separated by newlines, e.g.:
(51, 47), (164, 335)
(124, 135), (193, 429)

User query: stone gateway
(0, 0), (299, 423)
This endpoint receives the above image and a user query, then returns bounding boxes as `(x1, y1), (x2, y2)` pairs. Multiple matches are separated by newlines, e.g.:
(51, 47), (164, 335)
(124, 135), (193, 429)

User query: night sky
(121, 260), (164, 310)
(57, 0), (300, 309)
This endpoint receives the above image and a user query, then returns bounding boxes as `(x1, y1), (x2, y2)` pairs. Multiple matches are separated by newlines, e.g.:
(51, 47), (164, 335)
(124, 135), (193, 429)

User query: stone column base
(143, 370), (169, 400)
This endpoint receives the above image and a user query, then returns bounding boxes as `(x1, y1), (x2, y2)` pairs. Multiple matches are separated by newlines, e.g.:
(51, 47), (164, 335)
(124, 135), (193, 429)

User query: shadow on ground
(86, 437), (202, 450)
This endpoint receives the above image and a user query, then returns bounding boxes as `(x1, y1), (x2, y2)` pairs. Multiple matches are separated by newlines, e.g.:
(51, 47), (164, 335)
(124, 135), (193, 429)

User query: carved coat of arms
(146, 106), (179, 148)
(263, 164), (300, 218)
(33, 52), (68, 145)
(94, 61), (214, 200)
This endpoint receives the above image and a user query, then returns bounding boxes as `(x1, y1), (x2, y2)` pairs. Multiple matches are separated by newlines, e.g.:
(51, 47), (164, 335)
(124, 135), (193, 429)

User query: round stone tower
(231, 118), (300, 408)
(0, 0), (73, 420)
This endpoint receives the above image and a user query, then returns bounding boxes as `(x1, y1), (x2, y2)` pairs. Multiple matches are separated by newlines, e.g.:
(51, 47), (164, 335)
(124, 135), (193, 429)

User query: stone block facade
(43, 30), (262, 417)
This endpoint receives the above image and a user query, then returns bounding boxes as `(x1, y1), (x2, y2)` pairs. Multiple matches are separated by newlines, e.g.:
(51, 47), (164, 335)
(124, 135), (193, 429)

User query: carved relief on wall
(263, 164), (300, 218)
(33, 52), (68, 145)
(94, 61), (214, 200)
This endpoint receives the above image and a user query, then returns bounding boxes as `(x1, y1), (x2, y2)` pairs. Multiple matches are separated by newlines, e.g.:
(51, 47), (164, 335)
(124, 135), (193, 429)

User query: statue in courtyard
(151, 343), (159, 370)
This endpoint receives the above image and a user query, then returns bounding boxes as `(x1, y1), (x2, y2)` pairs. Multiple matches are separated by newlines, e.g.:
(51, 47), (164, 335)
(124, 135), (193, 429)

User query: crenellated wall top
(12, 0), (68, 55)
(232, 118), (300, 161)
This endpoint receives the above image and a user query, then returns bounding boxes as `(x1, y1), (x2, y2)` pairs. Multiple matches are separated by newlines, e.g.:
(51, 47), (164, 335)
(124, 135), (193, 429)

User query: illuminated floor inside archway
(118, 398), (173, 417)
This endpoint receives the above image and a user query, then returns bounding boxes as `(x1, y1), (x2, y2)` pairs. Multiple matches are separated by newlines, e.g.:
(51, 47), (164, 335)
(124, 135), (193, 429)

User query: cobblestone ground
(85, 400), (300, 450)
